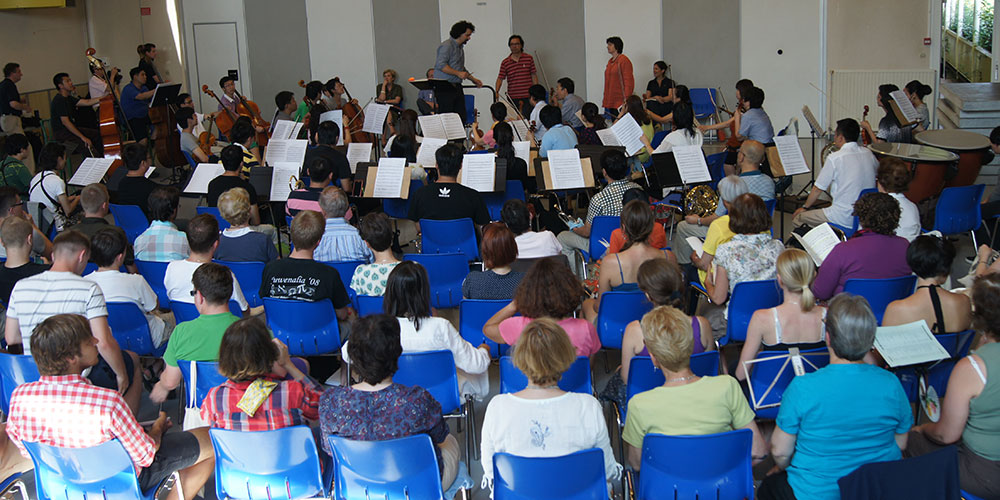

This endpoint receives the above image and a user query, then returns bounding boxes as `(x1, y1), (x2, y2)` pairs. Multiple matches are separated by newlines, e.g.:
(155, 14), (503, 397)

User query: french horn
(684, 185), (719, 217)
(821, 142), (839, 164)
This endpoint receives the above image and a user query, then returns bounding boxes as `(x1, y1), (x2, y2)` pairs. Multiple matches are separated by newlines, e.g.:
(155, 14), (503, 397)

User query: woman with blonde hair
(736, 248), (826, 381)
(480, 318), (620, 493)
(214, 187), (278, 262)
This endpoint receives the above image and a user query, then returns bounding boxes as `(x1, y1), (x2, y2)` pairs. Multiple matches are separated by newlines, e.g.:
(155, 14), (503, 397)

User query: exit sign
(140, 7), (150, 15)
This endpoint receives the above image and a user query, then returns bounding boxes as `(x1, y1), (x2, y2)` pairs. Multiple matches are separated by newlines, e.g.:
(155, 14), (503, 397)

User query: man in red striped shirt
(495, 35), (537, 119)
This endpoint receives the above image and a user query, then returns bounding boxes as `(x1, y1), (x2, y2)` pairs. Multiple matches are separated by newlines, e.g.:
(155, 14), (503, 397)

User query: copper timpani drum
(869, 142), (959, 203)
(915, 129), (992, 188)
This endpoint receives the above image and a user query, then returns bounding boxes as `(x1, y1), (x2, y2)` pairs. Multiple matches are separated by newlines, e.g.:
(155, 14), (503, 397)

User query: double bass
(83, 48), (126, 159)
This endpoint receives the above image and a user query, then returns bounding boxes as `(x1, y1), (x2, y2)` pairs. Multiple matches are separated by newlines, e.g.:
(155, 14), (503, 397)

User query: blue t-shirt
(777, 363), (912, 500)
(119, 82), (148, 120)
(539, 124), (579, 158)
(738, 107), (774, 144)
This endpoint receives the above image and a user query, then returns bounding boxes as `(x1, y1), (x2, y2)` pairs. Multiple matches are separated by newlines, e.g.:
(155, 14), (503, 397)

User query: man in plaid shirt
(134, 186), (189, 262)
(6, 314), (215, 499)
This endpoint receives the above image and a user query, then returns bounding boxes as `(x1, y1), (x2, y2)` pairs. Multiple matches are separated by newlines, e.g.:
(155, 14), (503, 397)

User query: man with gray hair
(314, 186), (372, 263)
(675, 175), (749, 284)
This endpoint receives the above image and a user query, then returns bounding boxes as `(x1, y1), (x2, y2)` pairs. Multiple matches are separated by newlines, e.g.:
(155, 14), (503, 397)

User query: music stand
(457, 159), (508, 192)
(148, 83), (182, 108)
(798, 105), (825, 198)
(742, 348), (829, 413)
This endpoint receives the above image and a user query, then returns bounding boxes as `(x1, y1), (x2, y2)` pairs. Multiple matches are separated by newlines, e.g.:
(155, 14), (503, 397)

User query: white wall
(0, 4), (90, 92)
(305, 0), (378, 109)
(438, 0), (512, 118)
(179, 0), (252, 114)
(582, 0), (662, 105)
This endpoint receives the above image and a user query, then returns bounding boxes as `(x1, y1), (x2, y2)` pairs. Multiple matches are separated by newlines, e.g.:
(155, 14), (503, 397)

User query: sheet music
(596, 128), (621, 147)
(801, 105), (824, 136)
(290, 122), (304, 140)
(547, 149), (586, 190)
(144, 167), (155, 178)
(416, 137), (447, 167)
(672, 145), (712, 184)
(270, 120), (294, 141)
(320, 110), (344, 145)
(791, 223), (841, 267)
(513, 141), (531, 166)
(418, 115), (447, 140)
(687, 237), (705, 258)
(346, 143), (373, 174)
(461, 154), (496, 192)
(269, 162), (300, 202)
(441, 113), (467, 140)
(511, 119), (530, 141)
(68, 157), (116, 186)
(183, 163), (225, 194)
(362, 103), (391, 135)
(373, 157), (406, 198)
(610, 113), (645, 156)
(773, 136), (811, 176)
(264, 139), (308, 167)
(874, 320), (950, 368)
(890, 90), (921, 124)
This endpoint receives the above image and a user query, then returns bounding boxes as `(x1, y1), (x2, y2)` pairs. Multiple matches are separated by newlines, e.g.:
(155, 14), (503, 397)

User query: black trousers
(435, 82), (468, 124)
(757, 471), (798, 500)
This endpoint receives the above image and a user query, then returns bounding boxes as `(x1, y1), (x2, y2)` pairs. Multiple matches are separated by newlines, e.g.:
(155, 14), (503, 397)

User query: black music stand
(148, 83), (181, 108)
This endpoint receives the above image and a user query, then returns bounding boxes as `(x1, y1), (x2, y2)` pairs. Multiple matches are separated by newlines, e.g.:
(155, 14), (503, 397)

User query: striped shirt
(314, 218), (373, 263)
(498, 53), (536, 100)
(200, 375), (325, 431)
(134, 220), (190, 262)
(285, 187), (323, 216)
(7, 271), (106, 354)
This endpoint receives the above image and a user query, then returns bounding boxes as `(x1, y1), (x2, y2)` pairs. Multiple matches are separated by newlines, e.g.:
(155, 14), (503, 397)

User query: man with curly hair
(812, 192), (912, 300)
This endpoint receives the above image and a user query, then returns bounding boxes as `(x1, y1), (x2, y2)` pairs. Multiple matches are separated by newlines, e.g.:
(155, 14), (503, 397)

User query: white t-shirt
(654, 128), (704, 153)
(529, 101), (547, 141)
(480, 392), (621, 492)
(889, 192), (921, 241)
(163, 259), (249, 311)
(85, 270), (168, 348)
(28, 171), (66, 217)
(814, 142), (878, 227)
(6, 271), (106, 354)
(88, 75), (109, 107)
(514, 231), (563, 259)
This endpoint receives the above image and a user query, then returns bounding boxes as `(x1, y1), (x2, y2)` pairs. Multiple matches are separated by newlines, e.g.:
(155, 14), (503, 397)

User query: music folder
(536, 158), (596, 191)
(649, 152), (686, 189)
(248, 166), (273, 201)
(361, 165), (413, 199)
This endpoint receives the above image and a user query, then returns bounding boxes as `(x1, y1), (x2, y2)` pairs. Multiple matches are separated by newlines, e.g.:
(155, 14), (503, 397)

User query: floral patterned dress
(714, 233), (784, 294)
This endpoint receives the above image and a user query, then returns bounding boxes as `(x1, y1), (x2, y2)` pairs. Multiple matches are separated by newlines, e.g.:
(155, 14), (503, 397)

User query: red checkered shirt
(5, 375), (155, 472)
(200, 374), (324, 432)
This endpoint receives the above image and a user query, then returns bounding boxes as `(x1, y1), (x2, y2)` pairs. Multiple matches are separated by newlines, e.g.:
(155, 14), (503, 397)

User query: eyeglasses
(189, 289), (198, 297)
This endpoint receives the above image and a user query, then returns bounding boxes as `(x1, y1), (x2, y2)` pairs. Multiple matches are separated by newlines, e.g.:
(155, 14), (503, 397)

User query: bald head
(738, 140), (765, 171)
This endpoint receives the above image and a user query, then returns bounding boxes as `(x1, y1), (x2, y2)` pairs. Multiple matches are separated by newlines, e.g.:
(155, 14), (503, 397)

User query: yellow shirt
(698, 215), (735, 285)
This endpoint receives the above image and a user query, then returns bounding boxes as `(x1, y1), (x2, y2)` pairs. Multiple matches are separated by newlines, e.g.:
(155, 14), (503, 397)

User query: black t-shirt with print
(407, 182), (490, 225)
(259, 258), (350, 308)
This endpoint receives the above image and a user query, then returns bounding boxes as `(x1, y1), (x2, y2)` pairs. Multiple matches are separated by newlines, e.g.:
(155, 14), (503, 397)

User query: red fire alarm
(923, 37), (932, 45)
(140, 7), (151, 15)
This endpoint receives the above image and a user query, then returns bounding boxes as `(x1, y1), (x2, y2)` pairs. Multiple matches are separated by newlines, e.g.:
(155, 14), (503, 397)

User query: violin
(861, 105), (872, 146)
(202, 85), (237, 137)
(233, 90), (270, 148)
(341, 83), (374, 143)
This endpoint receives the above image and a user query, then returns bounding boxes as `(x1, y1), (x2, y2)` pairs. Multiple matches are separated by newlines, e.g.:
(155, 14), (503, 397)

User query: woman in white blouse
(653, 101), (703, 154)
(341, 261), (490, 397)
(480, 318), (620, 493)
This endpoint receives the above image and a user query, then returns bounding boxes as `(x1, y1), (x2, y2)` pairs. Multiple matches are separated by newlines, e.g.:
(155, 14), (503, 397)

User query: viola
(201, 85), (237, 137)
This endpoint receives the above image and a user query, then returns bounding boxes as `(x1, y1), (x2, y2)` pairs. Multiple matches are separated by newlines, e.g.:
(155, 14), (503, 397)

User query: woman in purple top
(320, 314), (461, 491)
(813, 192), (912, 301)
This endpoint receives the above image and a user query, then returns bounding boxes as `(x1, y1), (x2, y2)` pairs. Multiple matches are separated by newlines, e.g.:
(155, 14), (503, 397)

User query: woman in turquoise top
(760, 294), (912, 500)
(907, 274), (1000, 499)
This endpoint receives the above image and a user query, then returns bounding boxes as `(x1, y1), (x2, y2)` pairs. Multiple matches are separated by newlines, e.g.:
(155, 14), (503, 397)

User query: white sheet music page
(801, 105), (824, 136)
(547, 149), (586, 190)
(513, 141), (531, 165)
(610, 113), (645, 156)
(418, 115), (447, 140)
(346, 143), (373, 174)
(144, 167), (155, 178)
(416, 137), (447, 167)
(269, 162), (300, 202)
(270, 120), (294, 141)
(183, 163), (225, 194)
(773, 136), (811, 176)
(290, 122), (304, 141)
(792, 223), (841, 267)
(596, 128), (622, 147)
(441, 113), (468, 141)
(264, 140), (287, 166)
(874, 320), (950, 368)
(461, 154), (496, 192)
(511, 119), (530, 141)
(362, 103), (391, 135)
(68, 157), (115, 186)
(373, 157), (406, 198)
(889, 90), (921, 124)
(672, 145), (712, 184)
(320, 110), (344, 145)
(687, 237), (705, 258)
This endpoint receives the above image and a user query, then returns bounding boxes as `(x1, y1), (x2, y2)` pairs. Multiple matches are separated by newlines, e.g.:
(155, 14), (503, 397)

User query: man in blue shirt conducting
(434, 20), (482, 124)
(119, 67), (156, 147)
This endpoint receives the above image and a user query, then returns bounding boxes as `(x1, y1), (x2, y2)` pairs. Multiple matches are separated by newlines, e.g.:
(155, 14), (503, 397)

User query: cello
(83, 48), (126, 159)
(340, 83), (374, 143)
(201, 85), (237, 138)
(233, 90), (270, 148)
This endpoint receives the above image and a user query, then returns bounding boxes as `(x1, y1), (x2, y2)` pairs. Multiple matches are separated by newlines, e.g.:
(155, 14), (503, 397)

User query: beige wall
(827, 0), (933, 70)
(0, 3), (90, 92)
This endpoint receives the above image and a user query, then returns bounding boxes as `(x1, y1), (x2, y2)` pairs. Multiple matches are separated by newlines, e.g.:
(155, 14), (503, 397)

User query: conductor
(434, 20), (483, 124)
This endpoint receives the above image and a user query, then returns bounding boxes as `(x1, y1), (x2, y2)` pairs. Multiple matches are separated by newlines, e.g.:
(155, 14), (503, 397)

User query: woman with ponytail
(136, 43), (161, 91)
(735, 248), (826, 381)
(904, 80), (933, 133)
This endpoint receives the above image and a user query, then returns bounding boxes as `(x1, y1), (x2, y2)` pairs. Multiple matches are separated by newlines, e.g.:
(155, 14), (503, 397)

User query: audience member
(606, 189), (667, 254)
(350, 212), (400, 297)
(5, 314), (214, 498)
(0, 217), (48, 305)
(484, 257), (599, 357)
(214, 188), (277, 263)
(302, 121), (352, 192)
(480, 318), (620, 493)
(75, 183), (136, 272)
(501, 199), (561, 259)
(760, 294), (911, 500)
(876, 157), (920, 241)
(114, 142), (157, 217)
(683, 175), (749, 284)
(0, 187), (51, 260)
(286, 157), (332, 216)
(163, 214), (249, 312)
(883, 235), (971, 334)
(463, 222), (524, 300)
(29, 142), (78, 231)
(622, 306), (766, 470)
(813, 192), (911, 300)
(314, 186), (370, 263)
(134, 186), (189, 262)
(408, 143), (490, 228)
(0, 133), (31, 196)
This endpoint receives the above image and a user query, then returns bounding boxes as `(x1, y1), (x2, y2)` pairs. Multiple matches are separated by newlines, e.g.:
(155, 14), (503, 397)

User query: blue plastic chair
(896, 330), (976, 401)
(420, 218), (480, 261)
(650, 130), (669, 150)
(723, 280), (782, 345)
(745, 348), (830, 419)
(328, 434), (447, 500)
(210, 426), (326, 500)
(595, 291), (653, 350)
(403, 253), (468, 308)
(843, 275), (917, 324)
(0, 353), (40, 415)
(355, 295), (384, 317)
(262, 298), (341, 356)
(631, 430), (753, 500)
(464, 94), (476, 125)
(688, 88), (719, 122)
(579, 216), (620, 263)
(169, 300), (244, 323)
(925, 184), (985, 246)
(134, 259), (170, 309)
(499, 356), (592, 394)
(108, 204), (149, 244)
(459, 299), (510, 358)
(765, 198), (776, 217)
(106, 302), (165, 357)
(617, 352), (720, 426)
(493, 448), (608, 500)
(321, 260), (364, 303)
(214, 260), (266, 308)
(196, 205), (232, 231)
(829, 187), (878, 237)
(182, 150), (197, 168)
(962, 490), (986, 500)
(23, 439), (173, 500)
(176, 360), (226, 409)
(383, 180), (423, 219)
(706, 152), (727, 191)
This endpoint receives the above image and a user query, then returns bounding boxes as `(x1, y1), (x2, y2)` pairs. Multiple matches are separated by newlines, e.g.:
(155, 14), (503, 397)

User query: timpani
(915, 129), (991, 188)
(869, 142), (959, 203)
